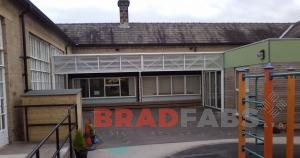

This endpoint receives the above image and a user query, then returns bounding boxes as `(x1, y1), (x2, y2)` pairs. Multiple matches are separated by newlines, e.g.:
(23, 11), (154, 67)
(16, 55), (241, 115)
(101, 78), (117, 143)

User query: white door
(0, 19), (8, 148)
(203, 71), (222, 110)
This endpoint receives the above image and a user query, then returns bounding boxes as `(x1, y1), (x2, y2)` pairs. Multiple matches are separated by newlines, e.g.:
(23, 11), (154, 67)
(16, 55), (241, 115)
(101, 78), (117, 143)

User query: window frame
(72, 77), (136, 99)
(185, 75), (202, 95)
(30, 35), (51, 90)
(158, 76), (172, 95)
(142, 75), (202, 97)
(172, 75), (185, 95)
(29, 34), (66, 90)
(0, 17), (7, 132)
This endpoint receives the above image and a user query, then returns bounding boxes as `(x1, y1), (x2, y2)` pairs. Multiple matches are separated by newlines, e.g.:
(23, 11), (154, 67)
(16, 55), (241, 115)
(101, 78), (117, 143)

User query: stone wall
(0, 0), (69, 142)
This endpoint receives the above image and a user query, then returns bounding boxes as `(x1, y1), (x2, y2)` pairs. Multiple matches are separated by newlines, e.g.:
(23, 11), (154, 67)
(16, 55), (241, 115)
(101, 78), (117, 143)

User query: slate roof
(58, 23), (291, 46)
(282, 22), (300, 38)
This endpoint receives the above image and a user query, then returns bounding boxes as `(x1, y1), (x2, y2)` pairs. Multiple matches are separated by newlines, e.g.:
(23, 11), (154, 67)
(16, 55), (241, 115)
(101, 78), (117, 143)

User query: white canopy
(53, 52), (223, 74)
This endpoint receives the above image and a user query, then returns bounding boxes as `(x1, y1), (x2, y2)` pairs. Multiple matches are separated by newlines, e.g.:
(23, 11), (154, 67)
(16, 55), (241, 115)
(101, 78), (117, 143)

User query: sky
(29, 0), (300, 23)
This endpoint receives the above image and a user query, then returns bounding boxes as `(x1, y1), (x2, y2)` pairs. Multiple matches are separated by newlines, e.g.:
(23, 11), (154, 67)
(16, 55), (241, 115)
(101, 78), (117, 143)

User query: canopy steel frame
(53, 52), (223, 74)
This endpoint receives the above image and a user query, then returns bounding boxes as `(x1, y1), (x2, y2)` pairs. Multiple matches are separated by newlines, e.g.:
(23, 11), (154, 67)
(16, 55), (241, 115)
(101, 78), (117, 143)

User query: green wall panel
(224, 39), (300, 68)
(224, 40), (269, 68)
(270, 39), (300, 63)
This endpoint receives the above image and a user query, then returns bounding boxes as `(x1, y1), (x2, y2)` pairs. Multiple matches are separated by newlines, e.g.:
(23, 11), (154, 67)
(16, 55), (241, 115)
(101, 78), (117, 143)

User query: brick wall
(224, 67), (236, 109)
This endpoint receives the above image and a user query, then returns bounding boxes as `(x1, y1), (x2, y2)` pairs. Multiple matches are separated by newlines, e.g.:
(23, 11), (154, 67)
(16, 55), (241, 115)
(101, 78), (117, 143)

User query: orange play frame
(238, 64), (297, 158)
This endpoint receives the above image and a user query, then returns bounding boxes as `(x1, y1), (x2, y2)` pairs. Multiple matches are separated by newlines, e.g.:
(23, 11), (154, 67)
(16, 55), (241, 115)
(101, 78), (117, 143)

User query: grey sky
(30, 0), (300, 23)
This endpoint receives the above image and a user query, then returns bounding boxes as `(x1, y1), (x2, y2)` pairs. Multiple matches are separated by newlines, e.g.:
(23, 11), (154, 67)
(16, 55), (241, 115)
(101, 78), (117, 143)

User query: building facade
(224, 38), (300, 124)
(0, 0), (298, 147)
(0, 0), (71, 146)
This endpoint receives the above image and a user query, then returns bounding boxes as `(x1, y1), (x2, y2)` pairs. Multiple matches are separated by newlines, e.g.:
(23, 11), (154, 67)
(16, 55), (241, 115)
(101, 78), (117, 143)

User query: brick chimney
(118, 0), (130, 28)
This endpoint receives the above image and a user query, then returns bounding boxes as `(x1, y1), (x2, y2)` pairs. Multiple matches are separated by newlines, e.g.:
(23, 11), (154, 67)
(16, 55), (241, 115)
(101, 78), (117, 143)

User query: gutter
(20, 9), (30, 92)
(73, 42), (247, 48)
(16, 0), (73, 44)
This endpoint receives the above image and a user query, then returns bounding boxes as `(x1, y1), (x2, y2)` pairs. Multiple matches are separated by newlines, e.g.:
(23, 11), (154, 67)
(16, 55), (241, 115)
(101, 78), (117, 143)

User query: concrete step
(0, 142), (70, 158)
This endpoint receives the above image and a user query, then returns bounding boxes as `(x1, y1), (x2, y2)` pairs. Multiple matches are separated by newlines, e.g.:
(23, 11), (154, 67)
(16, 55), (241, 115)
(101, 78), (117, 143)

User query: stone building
(0, 0), (298, 147)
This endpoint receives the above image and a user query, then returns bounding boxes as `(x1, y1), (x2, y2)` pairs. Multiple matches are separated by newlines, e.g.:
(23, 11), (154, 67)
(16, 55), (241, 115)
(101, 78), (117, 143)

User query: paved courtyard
(83, 107), (237, 149)
(88, 137), (300, 158)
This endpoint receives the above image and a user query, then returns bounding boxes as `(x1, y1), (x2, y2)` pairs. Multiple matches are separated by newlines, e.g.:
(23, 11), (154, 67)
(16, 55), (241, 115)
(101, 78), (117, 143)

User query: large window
(121, 78), (135, 96)
(105, 78), (120, 97)
(186, 76), (201, 94)
(158, 76), (171, 95)
(30, 36), (51, 90)
(142, 75), (201, 96)
(29, 35), (65, 90)
(0, 68), (5, 131)
(172, 76), (184, 94)
(0, 19), (7, 133)
(73, 77), (136, 98)
(142, 77), (157, 96)
(90, 79), (104, 97)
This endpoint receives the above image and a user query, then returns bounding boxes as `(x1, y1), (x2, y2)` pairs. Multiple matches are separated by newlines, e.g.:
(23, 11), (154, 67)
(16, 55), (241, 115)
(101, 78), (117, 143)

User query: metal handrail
(271, 72), (300, 78)
(243, 146), (264, 158)
(242, 131), (264, 142)
(243, 71), (300, 80)
(26, 105), (77, 158)
(243, 74), (265, 79)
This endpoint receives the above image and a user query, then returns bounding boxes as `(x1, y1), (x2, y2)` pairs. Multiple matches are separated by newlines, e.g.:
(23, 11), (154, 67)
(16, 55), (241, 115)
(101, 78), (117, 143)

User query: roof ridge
(57, 22), (293, 25)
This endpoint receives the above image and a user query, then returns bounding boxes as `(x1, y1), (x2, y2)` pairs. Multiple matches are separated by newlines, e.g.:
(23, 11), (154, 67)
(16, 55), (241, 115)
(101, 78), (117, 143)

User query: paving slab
(84, 107), (237, 149)
(0, 142), (69, 158)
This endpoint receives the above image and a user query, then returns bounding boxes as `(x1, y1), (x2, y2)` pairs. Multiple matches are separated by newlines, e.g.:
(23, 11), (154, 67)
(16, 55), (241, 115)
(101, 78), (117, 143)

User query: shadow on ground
(167, 143), (300, 158)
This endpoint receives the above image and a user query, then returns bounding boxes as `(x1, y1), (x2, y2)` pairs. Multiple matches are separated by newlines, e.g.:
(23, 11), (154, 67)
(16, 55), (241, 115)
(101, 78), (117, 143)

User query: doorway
(203, 71), (222, 110)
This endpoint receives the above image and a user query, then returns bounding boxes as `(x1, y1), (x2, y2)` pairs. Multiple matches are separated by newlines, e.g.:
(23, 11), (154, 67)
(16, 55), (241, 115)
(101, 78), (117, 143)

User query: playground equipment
(238, 63), (299, 158)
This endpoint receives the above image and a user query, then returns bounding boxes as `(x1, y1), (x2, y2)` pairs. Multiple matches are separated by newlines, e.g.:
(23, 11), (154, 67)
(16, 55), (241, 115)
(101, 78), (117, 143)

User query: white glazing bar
(53, 52), (223, 74)
(162, 54), (165, 71)
(51, 56), (55, 90)
(97, 56), (100, 72)
(139, 72), (142, 102)
(184, 76), (187, 95)
(119, 56), (122, 71)
(156, 76), (159, 96)
(88, 78), (91, 98)
(203, 72), (206, 106)
(141, 55), (144, 71)
(221, 70), (225, 112)
(183, 54), (186, 70)
(215, 72), (217, 109)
